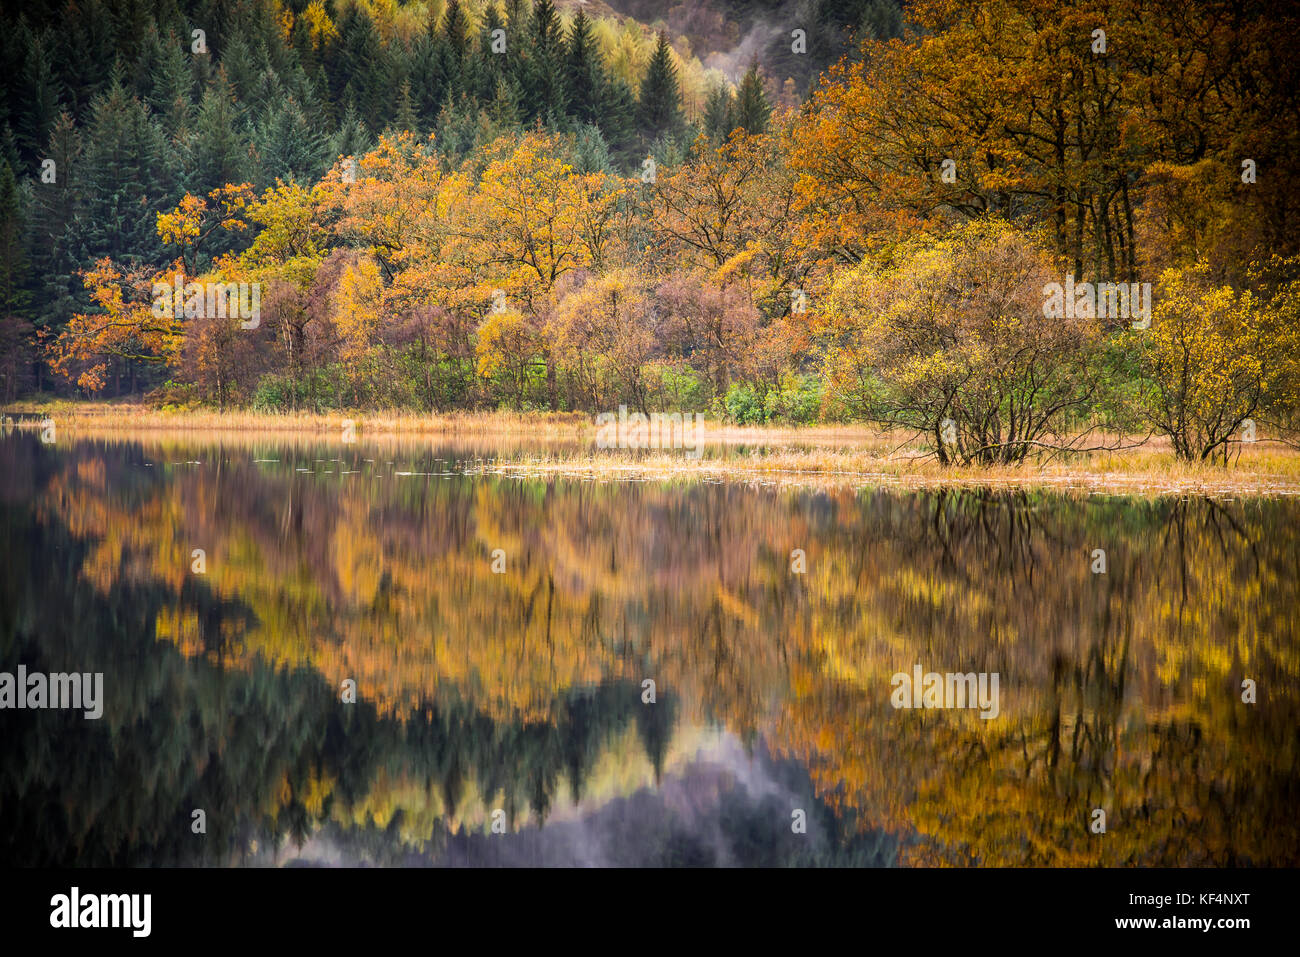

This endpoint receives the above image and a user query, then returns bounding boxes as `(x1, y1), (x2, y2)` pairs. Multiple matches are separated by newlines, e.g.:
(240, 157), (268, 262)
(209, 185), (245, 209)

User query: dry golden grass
(6, 400), (1300, 495)
(466, 442), (1300, 497)
(2, 400), (589, 437)
(0, 400), (896, 446)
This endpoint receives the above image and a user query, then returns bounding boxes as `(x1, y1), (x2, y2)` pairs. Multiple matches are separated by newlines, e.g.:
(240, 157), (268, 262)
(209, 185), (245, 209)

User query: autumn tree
(550, 267), (658, 412)
(50, 259), (179, 393)
(156, 184), (253, 276)
(823, 219), (1110, 464)
(649, 129), (815, 320)
(792, 0), (1300, 278)
(1138, 260), (1298, 462)
(654, 273), (757, 402)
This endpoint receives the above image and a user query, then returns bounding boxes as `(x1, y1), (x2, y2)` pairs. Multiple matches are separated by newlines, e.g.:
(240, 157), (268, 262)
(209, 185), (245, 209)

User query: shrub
(823, 218), (1110, 465)
(724, 382), (767, 424)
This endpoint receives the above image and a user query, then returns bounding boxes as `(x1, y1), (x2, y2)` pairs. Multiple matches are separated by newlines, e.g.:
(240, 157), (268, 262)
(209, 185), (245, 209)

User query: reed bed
(6, 401), (1300, 495)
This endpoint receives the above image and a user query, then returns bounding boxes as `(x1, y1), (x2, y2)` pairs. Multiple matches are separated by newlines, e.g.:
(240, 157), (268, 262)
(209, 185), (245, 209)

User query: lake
(1, 432), (1296, 866)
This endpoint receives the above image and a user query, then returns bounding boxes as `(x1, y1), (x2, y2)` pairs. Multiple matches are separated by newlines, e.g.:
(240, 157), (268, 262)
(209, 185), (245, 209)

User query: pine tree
(564, 10), (605, 126)
(409, 31), (445, 131)
(390, 79), (419, 135)
(733, 61), (771, 135)
(0, 158), (34, 401)
(17, 26), (64, 160)
(254, 96), (326, 186)
(524, 0), (567, 123)
(0, 158), (32, 318)
(142, 30), (195, 138)
(328, 105), (373, 167)
(487, 74), (521, 128)
(77, 74), (176, 263)
(328, 5), (388, 132)
(476, 4), (507, 103)
(702, 83), (734, 142)
(571, 123), (613, 175)
(187, 69), (249, 197)
(636, 32), (684, 147)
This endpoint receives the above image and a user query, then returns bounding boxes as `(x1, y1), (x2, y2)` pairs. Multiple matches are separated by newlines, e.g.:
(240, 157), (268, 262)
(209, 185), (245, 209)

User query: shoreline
(5, 401), (1300, 497)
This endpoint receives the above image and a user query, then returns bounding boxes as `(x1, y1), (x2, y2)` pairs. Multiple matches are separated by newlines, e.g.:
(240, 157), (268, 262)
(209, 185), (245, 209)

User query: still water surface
(1, 433), (1296, 866)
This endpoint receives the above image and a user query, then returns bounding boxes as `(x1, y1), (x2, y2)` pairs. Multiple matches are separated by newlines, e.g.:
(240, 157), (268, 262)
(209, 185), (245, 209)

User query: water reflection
(0, 433), (1296, 866)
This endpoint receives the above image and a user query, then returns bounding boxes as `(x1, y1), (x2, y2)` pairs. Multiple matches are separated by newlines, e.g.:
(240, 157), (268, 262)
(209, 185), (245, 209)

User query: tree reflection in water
(1, 434), (1295, 865)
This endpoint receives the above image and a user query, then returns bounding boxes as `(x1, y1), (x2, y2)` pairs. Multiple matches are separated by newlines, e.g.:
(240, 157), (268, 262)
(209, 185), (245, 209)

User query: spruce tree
(78, 74), (175, 262)
(289, 9), (319, 76)
(17, 26), (63, 159)
(524, 0), (567, 123)
(0, 125), (19, 173)
(860, 0), (905, 41)
(0, 158), (32, 318)
(143, 30), (195, 139)
(254, 96), (326, 185)
(732, 62), (771, 135)
(477, 4), (507, 103)
(390, 79), (419, 135)
(442, 0), (473, 69)
(187, 69), (249, 198)
(221, 34), (263, 110)
(702, 82), (734, 142)
(0, 158), (34, 401)
(487, 74), (521, 129)
(434, 93), (485, 164)
(329, 5), (388, 131)
(600, 78), (639, 169)
(430, 0), (479, 115)
(564, 10), (605, 127)
(636, 32), (684, 147)
(409, 31), (445, 132)
(329, 105), (373, 166)
(54, 0), (116, 119)
(28, 112), (81, 341)
(571, 123), (613, 175)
